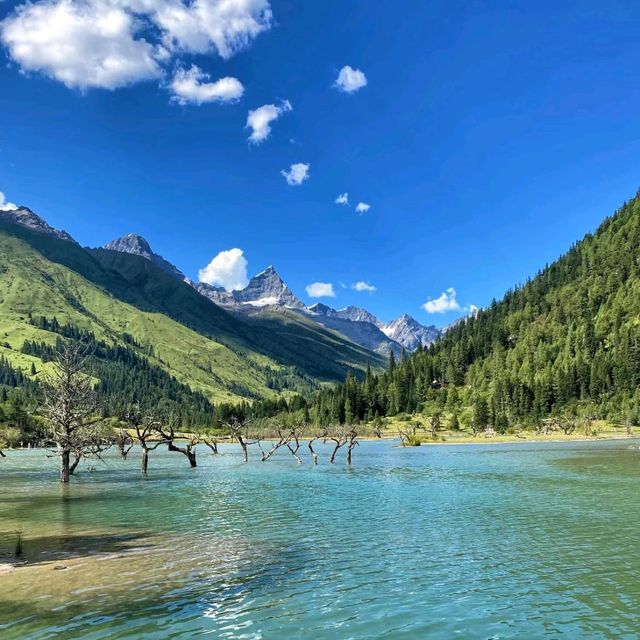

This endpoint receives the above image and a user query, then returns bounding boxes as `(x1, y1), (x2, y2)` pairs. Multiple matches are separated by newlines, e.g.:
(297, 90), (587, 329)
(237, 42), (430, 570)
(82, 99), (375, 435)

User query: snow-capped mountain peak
(381, 314), (440, 351)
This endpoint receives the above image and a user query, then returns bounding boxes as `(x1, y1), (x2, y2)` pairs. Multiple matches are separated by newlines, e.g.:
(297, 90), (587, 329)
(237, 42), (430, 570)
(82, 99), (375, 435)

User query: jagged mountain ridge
(0, 206), (76, 243)
(102, 231), (441, 354)
(104, 233), (185, 280)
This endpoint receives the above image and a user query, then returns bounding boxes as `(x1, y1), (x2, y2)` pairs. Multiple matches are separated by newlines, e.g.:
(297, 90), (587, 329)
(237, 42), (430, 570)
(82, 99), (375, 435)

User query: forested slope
(308, 192), (640, 429)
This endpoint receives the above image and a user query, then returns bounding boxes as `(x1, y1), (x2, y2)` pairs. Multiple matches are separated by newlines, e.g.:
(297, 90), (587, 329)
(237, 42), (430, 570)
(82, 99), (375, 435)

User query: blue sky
(2, 1), (640, 326)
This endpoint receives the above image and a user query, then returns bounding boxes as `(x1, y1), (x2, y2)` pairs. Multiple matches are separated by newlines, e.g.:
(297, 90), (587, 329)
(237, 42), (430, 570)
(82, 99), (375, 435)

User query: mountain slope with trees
(303, 192), (640, 430)
(0, 218), (383, 415)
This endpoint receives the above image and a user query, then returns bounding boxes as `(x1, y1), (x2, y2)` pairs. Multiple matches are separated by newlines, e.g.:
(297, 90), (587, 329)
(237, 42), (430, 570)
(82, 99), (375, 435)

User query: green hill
(0, 219), (384, 414)
(304, 191), (640, 429)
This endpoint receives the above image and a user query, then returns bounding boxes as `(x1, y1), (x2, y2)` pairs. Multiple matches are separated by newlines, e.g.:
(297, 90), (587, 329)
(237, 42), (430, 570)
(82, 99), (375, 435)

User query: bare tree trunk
(61, 448), (71, 483)
(239, 437), (249, 463)
(0, 449), (5, 458)
(69, 453), (82, 475)
(141, 447), (149, 474)
(261, 433), (289, 461)
(347, 431), (360, 464)
(308, 439), (318, 465)
(329, 440), (345, 463)
(287, 432), (302, 464)
(168, 442), (198, 467)
(203, 440), (218, 454)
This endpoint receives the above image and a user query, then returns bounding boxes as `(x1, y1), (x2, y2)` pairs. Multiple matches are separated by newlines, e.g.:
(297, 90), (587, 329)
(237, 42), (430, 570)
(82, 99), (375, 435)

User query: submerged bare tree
(345, 428), (359, 465)
(307, 426), (328, 465)
(201, 435), (219, 455)
(259, 426), (290, 461)
(123, 409), (166, 474)
(326, 426), (348, 463)
(225, 417), (259, 463)
(286, 425), (303, 464)
(157, 422), (199, 468)
(42, 340), (105, 483)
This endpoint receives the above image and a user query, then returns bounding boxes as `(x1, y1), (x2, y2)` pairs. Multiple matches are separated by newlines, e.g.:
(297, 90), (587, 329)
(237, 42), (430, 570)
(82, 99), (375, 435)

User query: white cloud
(334, 65), (367, 93)
(246, 99), (291, 143)
(335, 192), (348, 205)
(170, 66), (243, 105)
(198, 248), (248, 292)
(154, 0), (271, 59)
(355, 202), (370, 213)
(352, 281), (376, 293)
(0, 0), (161, 90)
(0, 192), (18, 211)
(281, 162), (309, 186)
(422, 288), (461, 314)
(0, 0), (272, 91)
(306, 282), (335, 298)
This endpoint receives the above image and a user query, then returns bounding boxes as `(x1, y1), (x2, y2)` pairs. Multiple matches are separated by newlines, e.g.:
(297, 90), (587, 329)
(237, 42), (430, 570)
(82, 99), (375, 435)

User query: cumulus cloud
(352, 281), (376, 293)
(154, 0), (272, 58)
(306, 282), (335, 298)
(422, 288), (461, 314)
(246, 99), (291, 143)
(334, 65), (367, 93)
(0, 192), (18, 211)
(355, 202), (370, 213)
(0, 0), (272, 91)
(170, 66), (244, 105)
(335, 192), (348, 205)
(281, 162), (309, 186)
(198, 248), (248, 292)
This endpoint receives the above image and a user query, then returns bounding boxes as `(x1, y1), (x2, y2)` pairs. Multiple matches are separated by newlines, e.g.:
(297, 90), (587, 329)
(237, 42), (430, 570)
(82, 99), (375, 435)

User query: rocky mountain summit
(0, 206), (76, 243)
(104, 234), (185, 280)
(381, 314), (441, 351)
(196, 266), (305, 309)
(234, 266), (304, 308)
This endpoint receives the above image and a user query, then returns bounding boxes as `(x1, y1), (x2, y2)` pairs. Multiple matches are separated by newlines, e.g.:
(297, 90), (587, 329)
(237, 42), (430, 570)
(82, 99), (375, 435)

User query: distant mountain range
(0, 204), (392, 409)
(106, 234), (442, 356)
(0, 205), (442, 390)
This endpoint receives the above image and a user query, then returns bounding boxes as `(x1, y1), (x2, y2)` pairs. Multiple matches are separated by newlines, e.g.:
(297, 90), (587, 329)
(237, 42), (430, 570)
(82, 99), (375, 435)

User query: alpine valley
(0, 204), (439, 423)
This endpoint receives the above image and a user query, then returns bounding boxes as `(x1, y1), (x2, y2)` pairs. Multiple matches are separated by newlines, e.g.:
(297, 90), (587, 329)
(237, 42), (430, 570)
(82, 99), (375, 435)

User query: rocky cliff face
(0, 206), (76, 243)
(104, 233), (185, 280)
(335, 306), (380, 325)
(234, 266), (304, 308)
(194, 282), (237, 306)
(381, 314), (440, 350)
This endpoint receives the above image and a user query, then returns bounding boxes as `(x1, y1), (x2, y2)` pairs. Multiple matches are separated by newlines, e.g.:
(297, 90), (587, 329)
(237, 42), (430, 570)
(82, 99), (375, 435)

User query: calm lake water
(1, 439), (640, 639)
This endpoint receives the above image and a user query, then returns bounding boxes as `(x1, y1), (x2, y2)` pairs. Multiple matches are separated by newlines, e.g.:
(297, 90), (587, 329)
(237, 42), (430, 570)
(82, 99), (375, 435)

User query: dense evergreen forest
(294, 193), (640, 431)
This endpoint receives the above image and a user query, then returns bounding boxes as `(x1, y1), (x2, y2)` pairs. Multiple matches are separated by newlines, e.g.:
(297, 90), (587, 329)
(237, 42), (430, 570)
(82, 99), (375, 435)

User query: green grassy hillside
(0, 221), (383, 406)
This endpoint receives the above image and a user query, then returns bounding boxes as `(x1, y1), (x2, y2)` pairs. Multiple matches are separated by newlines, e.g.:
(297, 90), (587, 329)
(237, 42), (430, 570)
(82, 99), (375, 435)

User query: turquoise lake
(1, 439), (640, 639)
